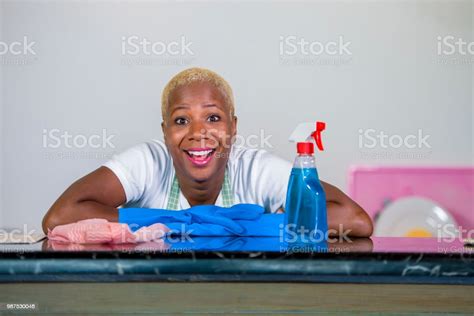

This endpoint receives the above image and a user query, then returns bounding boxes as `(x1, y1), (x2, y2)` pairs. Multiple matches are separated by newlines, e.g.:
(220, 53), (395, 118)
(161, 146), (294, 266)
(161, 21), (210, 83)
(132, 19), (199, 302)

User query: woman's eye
(207, 115), (221, 122)
(174, 117), (188, 125)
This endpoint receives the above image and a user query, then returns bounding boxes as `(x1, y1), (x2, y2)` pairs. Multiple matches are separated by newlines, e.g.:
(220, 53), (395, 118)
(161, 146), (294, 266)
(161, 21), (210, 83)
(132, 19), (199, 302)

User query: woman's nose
(188, 121), (207, 140)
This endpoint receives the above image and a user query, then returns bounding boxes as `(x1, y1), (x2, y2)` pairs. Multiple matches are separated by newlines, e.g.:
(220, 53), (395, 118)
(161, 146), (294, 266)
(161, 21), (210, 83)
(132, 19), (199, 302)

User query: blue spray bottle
(285, 121), (328, 250)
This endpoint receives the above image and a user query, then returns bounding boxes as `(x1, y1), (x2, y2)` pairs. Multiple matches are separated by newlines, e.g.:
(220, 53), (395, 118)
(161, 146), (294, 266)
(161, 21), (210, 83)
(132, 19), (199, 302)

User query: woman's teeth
(185, 149), (215, 166)
(187, 149), (213, 157)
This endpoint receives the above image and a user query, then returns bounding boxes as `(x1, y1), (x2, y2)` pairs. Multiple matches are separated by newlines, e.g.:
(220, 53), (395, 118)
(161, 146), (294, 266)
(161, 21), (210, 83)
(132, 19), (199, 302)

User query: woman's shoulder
(144, 139), (170, 157)
(228, 145), (292, 210)
(114, 139), (168, 155)
(106, 139), (171, 172)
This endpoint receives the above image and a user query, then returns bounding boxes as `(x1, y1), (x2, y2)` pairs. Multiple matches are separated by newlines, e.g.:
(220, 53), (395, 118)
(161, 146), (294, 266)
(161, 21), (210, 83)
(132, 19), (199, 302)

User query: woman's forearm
(327, 201), (373, 238)
(320, 180), (373, 238)
(42, 200), (118, 233)
(42, 167), (127, 233)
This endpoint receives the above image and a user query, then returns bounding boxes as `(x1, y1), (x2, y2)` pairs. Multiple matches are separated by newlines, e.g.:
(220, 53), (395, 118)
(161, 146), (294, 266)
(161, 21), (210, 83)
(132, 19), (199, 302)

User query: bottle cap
(297, 142), (314, 154)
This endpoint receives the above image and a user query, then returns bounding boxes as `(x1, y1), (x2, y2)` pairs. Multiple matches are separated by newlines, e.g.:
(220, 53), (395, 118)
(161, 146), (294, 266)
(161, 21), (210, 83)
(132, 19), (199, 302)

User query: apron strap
(166, 169), (234, 210)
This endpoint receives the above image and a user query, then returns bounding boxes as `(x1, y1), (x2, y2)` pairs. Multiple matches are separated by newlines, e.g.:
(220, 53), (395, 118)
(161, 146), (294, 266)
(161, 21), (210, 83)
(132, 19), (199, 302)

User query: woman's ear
(161, 121), (166, 138)
(232, 116), (238, 138)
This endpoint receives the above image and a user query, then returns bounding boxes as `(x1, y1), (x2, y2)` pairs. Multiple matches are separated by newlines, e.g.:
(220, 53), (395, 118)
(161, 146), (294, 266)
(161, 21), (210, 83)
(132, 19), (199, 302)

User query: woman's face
(162, 82), (237, 183)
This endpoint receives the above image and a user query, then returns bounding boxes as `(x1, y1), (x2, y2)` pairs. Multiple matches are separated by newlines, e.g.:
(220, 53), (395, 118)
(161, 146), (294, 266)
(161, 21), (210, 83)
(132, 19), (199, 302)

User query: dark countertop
(0, 237), (472, 284)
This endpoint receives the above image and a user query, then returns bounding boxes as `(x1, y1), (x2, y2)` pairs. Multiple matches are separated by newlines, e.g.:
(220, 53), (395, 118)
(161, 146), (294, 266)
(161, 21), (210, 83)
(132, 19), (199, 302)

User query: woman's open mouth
(183, 148), (216, 166)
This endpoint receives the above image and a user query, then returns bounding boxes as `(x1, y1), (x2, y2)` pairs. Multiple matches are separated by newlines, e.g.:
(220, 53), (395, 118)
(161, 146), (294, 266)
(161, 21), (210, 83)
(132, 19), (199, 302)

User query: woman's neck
(176, 169), (225, 206)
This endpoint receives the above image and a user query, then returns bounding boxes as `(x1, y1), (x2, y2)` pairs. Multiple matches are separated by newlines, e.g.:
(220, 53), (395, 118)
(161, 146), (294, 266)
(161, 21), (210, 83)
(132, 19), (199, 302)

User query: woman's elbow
(42, 204), (68, 234)
(351, 206), (374, 237)
(42, 211), (56, 234)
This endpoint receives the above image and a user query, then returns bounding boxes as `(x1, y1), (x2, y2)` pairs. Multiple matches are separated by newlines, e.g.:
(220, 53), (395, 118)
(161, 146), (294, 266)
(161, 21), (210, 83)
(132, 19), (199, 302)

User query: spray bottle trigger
(311, 121), (326, 151)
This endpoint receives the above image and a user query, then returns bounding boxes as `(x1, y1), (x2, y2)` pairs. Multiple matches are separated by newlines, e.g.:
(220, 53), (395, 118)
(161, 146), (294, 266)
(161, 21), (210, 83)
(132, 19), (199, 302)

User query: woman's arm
(276, 182), (373, 238)
(42, 167), (126, 233)
(321, 181), (373, 238)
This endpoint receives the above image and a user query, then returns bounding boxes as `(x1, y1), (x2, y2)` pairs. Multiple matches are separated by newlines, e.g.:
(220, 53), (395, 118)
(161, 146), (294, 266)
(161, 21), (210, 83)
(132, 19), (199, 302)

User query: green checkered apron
(166, 169), (234, 210)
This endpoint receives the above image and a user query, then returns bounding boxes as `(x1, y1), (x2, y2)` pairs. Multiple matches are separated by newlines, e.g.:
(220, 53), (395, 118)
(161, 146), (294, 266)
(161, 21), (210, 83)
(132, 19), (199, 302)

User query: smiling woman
(42, 67), (373, 237)
(161, 69), (237, 206)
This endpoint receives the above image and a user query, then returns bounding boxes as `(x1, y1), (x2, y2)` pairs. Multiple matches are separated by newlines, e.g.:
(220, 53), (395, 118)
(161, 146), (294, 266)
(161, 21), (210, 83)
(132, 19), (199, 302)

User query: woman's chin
(187, 160), (228, 183)
(187, 169), (215, 183)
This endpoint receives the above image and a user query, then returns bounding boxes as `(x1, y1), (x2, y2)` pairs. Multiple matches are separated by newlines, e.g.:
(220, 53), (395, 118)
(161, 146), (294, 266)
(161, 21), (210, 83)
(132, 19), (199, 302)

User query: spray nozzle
(311, 121), (326, 151)
(289, 121), (327, 153)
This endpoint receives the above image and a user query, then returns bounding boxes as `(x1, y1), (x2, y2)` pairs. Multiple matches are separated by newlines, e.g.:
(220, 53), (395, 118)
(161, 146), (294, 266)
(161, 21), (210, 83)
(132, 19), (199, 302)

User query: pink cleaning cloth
(47, 239), (170, 251)
(47, 218), (170, 244)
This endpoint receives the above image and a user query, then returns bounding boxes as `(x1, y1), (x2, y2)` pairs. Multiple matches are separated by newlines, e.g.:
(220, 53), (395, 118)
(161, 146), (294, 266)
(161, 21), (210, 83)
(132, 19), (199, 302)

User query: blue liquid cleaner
(284, 162), (328, 252)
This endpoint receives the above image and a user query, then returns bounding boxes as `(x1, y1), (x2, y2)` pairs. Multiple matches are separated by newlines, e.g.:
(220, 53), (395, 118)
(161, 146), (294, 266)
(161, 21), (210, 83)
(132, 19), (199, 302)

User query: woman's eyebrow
(202, 104), (224, 111)
(170, 104), (189, 115)
(170, 103), (223, 116)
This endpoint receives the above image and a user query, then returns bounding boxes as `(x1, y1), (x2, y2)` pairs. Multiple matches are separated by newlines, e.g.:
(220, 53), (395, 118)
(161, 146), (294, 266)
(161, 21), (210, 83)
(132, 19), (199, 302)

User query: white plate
(374, 196), (458, 237)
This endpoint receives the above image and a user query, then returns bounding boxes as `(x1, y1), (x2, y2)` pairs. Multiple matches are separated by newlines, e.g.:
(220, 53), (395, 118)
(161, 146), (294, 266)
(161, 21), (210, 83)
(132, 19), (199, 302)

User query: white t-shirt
(103, 140), (293, 213)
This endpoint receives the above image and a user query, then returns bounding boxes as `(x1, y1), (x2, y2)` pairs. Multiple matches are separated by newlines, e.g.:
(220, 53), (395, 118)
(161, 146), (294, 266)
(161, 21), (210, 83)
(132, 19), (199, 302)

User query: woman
(42, 67), (373, 237)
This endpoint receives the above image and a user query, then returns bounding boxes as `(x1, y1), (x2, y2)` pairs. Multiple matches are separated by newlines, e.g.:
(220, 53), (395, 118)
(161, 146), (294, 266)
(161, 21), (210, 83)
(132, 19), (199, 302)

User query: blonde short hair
(161, 67), (235, 121)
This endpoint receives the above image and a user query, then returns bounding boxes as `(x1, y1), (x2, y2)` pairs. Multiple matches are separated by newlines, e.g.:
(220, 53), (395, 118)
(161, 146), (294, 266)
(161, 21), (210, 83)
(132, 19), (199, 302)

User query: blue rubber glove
(119, 204), (283, 237)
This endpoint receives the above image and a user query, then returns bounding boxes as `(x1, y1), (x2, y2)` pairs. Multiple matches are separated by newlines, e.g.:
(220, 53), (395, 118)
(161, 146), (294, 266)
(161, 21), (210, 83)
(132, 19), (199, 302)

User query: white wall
(0, 1), (3, 228)
(1, 0), (472, 231)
